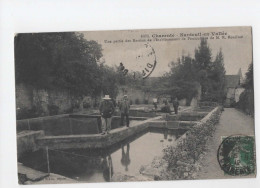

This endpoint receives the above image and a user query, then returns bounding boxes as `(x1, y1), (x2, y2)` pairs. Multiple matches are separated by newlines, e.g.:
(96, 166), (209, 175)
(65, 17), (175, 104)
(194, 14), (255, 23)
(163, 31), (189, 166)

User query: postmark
(217, 135), (255, 176)
(139, 43), (157, 79)
(119, 43), (157, 79)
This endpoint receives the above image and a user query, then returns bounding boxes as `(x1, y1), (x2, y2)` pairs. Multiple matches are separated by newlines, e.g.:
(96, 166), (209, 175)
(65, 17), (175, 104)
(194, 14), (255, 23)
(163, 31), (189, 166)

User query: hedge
(160, 106), (222, 180)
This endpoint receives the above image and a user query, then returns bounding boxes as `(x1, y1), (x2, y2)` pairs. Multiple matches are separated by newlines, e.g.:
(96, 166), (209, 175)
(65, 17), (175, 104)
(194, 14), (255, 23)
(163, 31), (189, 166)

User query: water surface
(19, 128), (186, 182)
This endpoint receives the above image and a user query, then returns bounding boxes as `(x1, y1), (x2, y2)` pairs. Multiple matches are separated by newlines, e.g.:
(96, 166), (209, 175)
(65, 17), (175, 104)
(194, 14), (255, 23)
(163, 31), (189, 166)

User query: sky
(81, 26), (252, 77)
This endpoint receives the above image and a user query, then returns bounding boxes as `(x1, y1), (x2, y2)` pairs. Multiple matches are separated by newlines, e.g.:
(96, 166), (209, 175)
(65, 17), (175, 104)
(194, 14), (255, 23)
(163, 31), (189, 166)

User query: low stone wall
(17, 113), (150, 138)
(34, 108), (209, 150)
(165, 112), (207, 121)
(37, 116), (161, 150)
(148, 121), (197, 129)
(17, 131), (45, 159)
(17, 114), (69, 133)
(17, 114), (100, 136)
(36, 114), (199, 150)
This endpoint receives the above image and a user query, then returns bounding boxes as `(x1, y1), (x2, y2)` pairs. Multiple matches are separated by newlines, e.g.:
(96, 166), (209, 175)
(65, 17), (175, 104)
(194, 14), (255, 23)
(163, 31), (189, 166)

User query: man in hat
(153, 98), (158, 112)
(99, 95), (115, 135)
(119, 95), (130, 127)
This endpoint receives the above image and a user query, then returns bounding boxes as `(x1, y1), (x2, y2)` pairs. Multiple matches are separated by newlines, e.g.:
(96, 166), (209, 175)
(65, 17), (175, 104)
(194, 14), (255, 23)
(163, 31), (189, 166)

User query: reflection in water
(121, 144), (131, 171)
(164, 130), (168, 140)
(102, 155), (113, 182)
(18, 128), (187, 183)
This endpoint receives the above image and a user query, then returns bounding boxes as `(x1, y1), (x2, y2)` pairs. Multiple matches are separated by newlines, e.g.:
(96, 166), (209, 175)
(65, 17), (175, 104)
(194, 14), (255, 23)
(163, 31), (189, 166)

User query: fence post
(27, 119), (30, 130)
(46, 146), (50, 175)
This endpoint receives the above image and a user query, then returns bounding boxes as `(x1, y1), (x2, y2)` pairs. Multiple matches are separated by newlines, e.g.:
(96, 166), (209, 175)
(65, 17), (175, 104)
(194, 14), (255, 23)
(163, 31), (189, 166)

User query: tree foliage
(15, 32), (120, 98)
(237, 62), (254, 116)
(162, 39), (226, 103)
(242, 62), (253, 89)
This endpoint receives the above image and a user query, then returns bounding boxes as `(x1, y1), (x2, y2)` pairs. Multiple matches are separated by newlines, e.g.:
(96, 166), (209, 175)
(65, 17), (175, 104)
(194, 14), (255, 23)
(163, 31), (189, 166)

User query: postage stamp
(217, 135), (255, 176)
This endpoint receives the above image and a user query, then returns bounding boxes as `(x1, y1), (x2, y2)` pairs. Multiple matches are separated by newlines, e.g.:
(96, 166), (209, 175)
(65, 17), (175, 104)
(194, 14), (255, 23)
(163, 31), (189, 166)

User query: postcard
(15, 26), (255, 184)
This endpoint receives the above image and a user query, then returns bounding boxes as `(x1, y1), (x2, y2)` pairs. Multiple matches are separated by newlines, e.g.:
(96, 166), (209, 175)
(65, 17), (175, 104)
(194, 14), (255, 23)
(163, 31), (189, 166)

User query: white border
(0, 0), (259, 188)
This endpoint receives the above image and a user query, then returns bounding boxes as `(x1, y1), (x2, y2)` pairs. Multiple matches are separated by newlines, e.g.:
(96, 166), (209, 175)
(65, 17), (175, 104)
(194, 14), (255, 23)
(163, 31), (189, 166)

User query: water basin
(19, 128), (186, 182)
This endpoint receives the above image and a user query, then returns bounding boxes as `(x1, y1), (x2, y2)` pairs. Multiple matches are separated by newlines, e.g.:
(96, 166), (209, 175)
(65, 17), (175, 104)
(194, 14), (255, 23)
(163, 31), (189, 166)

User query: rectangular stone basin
(18, 126), (187, 183)
(17, 115), (145, 136)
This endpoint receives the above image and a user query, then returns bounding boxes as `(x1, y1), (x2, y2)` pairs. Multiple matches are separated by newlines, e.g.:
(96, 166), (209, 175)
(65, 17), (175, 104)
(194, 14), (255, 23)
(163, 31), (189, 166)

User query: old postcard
(15, 26), (255, 184)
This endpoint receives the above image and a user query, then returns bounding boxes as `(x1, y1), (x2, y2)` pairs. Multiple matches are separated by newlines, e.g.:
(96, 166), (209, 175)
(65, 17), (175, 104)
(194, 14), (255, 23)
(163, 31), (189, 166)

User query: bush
(48, 104), (59, 115)
(83, 102), (91, 109)
(16, 106), (43, 120)
(143, 99), (149, 104)
(162, 107), (222, 180)
(16, 107), (33, 120)
(135, 98), (140, 104)
(236, 89), (254, 116)
(64, 107), (73, 114)
(129, 100), (133, 105)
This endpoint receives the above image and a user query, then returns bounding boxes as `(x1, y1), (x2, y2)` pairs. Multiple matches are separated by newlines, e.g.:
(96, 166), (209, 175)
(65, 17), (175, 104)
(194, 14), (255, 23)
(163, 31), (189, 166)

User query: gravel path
(197, 108), (255, 179)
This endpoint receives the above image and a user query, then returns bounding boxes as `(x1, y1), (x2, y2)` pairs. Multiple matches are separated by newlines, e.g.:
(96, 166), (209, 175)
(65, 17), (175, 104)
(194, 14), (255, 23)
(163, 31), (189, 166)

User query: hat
(123, 95), (128, 98)
(103, 95), (111, 100)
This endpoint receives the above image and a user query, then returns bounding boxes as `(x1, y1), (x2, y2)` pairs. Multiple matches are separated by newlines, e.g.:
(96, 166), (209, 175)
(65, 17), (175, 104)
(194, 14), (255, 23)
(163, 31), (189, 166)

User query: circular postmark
(217, 134), (255, 176)
(139, 43), (157, 79)
(118, 43), (157, 79)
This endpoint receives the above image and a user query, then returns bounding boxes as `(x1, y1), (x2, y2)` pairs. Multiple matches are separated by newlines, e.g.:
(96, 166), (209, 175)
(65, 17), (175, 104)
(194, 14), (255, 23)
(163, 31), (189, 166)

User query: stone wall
(16, 84), (33, 110)
(17, 130), (44, 159)
(37, 116), (161, 150)
(117, 85), (201, 106)
(16, 83), (82, 119)
(32, 88), (73, 115)
(116, 86), (148, 104)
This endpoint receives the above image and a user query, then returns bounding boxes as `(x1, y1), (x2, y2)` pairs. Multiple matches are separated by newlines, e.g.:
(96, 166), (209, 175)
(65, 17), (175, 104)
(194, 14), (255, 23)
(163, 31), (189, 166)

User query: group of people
(99, 94), (130, 135)
(99, 94), (180, 135)
(153, 97), (180, 114)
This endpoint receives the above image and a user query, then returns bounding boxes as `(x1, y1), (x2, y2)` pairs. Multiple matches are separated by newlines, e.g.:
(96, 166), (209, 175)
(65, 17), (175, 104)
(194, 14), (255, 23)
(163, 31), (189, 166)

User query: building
(224, 69), (245, 107)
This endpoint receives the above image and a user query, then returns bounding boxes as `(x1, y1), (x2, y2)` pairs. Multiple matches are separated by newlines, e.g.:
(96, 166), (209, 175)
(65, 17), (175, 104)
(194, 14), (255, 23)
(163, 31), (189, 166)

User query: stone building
(224, 68), (245, 107)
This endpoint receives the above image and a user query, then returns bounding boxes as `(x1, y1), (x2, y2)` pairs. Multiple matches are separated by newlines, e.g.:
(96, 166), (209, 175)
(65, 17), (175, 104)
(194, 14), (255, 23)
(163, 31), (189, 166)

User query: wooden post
(46, 146), (50, 175)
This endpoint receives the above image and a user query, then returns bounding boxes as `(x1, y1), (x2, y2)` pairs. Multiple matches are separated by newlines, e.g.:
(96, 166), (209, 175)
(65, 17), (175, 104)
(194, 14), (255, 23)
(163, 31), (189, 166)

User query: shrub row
(160, 107), (222, 180)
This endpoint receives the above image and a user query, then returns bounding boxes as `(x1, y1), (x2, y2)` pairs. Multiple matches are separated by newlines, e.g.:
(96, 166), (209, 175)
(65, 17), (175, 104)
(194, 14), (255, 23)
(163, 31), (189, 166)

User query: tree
(243, 62), (253, 89)
(156, 55), (200, 105)
(194, 39), (226, 102)
(207, 49), (226, 102)
(154, 38), (226, 104)
(194, 38), (212, 70)
(99, 64), (119, 98)
(15, 32), (103, 97)
(237, 62), (254, 116)
(194, 38), (213, 99)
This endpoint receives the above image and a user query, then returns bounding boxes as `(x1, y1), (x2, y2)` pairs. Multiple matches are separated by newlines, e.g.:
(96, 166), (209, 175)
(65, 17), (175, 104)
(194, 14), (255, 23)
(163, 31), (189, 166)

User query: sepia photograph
(14, 26), (255, 185)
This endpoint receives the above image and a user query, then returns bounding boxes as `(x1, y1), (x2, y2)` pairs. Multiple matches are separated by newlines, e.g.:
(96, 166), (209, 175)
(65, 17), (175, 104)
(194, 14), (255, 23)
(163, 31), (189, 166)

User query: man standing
(99, 95), (115, 135)
(153, 98), (158, 112)
(119, 95), (130, 127)
(173, 97), (179, 114)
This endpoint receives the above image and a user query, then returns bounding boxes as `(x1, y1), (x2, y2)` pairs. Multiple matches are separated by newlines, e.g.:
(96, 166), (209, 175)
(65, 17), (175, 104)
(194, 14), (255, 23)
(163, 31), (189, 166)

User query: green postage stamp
(218, 135), (255, 176)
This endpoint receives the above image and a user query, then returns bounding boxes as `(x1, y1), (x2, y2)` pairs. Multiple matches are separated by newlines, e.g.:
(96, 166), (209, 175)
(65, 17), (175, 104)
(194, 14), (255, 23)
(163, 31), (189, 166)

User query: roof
(225, 75), (240, 88)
